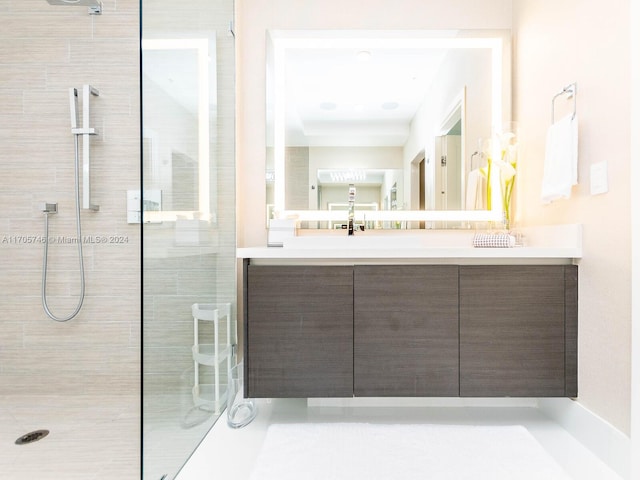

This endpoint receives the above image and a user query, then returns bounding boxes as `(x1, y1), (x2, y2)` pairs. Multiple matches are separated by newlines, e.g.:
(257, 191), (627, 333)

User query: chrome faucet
(347, 184), (356, 236)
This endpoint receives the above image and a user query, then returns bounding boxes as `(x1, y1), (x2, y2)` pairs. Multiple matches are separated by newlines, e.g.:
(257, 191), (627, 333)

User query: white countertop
(237, 224), (582, 264)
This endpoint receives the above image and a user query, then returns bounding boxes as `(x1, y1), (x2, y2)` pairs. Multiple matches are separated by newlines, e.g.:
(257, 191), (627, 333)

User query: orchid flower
(480, 130), (518, 228)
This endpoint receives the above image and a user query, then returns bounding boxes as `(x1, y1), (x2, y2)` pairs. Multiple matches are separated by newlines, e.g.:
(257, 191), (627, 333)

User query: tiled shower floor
(1, 392), (222, 480)
(0, 394), (139, 480)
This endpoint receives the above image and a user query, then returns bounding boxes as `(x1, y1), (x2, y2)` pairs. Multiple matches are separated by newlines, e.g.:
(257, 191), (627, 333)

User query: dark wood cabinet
(245, 262), (578, 399)
(459, 265), (578, 397)
(245, 265), (353, 398)
(354, 265), (459, 396)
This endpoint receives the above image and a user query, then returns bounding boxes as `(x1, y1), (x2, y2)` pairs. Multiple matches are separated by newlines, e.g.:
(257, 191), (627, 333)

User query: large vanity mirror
(265, 29), (511, 228)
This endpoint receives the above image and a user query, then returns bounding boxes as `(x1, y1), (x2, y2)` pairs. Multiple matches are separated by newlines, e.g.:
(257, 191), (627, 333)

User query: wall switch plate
(126, 190), (141, 223)
(590, 161), (608, 196)
(127, 189), (163, 223)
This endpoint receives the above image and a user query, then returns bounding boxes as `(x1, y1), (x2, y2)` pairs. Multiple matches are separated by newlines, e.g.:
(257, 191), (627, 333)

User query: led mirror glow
(268, 30), (510, 226)
(142, 38), (212, 223)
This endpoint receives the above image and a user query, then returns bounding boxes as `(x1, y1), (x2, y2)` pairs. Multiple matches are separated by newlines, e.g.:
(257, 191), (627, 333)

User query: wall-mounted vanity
(238, 225), (582, 400)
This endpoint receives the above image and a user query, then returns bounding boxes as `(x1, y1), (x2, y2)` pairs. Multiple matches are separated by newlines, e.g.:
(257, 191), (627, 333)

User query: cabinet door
(246, 265), (353, 398)
(459, 265), (573, 397)
(354, 265), (459, 396)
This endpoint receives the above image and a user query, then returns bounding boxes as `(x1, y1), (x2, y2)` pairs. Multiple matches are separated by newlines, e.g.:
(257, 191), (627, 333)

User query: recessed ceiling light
(329, 169), (367, 183)
(381, 101), (399, 110)
(320, 102), (337, 111)
(356, 50), (372, 62)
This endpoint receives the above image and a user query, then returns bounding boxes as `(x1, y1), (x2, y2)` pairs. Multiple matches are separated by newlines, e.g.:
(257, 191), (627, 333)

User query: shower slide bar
(70, 85), (100, 211)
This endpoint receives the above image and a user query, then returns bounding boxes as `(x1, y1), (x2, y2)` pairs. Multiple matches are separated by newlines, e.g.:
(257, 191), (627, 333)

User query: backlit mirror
(265, 30), (511, 228)
(142, 38), (214, 223)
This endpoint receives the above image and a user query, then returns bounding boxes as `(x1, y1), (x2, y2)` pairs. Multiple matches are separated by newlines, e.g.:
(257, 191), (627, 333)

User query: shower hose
(41, 133), (85, 322)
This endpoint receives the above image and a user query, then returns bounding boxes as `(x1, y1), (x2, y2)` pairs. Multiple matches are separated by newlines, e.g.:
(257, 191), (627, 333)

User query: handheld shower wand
(41, 86), (97, 322)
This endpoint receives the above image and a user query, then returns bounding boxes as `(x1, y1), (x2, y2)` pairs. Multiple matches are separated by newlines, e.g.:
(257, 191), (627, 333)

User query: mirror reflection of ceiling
(142, 39), (218, 117)
(317, 168), (390, 186)
(285, 47), (448, 147)
(143, 49), (199, 114)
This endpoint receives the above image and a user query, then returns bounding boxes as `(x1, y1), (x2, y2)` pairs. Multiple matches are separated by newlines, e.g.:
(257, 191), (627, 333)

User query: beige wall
(630, 0), (640, 473)
(513, 0), (631, 434)
(0, 0), (140, 395)
(236, 0), (513, 247)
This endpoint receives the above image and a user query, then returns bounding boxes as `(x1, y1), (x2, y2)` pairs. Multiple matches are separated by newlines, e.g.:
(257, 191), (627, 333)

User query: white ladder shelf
(191, 303), (231, 415)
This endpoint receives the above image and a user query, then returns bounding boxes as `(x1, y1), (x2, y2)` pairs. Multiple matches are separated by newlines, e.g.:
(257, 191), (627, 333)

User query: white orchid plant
(480, 130), (518, 229)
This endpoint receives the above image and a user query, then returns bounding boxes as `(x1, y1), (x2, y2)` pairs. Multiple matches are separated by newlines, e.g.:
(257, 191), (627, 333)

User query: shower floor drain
(15, 429), (50, 445)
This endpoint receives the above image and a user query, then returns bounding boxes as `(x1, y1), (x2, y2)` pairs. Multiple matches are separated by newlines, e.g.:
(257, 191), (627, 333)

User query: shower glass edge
(141, 0), (237, 478)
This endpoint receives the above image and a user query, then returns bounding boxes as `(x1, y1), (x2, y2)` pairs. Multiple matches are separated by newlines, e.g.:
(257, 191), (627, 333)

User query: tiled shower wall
(0, 0), (140, 419)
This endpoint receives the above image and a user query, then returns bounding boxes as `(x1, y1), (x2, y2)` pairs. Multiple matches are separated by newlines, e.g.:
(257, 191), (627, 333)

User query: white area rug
(250, 423), (572, 480)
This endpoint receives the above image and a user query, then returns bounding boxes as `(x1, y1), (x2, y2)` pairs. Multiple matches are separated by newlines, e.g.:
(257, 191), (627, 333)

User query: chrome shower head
(45, 0), (102, 14)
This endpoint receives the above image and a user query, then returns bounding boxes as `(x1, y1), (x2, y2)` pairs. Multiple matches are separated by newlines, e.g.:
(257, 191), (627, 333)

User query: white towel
(473, 232), (516, 248)
(541, 113), (578, 204)
(465, 168), (485, 210)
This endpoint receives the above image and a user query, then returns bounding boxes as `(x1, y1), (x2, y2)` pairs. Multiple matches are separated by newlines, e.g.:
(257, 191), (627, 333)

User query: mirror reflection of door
(434, 121), (462, 211)
(418, 156), (425, 228)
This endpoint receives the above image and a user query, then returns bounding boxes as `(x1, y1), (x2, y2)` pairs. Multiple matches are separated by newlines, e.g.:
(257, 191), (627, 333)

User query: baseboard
(307, 397), (538, 408)
(537, 398), (631, 479)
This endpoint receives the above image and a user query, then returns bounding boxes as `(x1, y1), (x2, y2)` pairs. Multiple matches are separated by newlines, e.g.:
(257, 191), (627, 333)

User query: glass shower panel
(141, 1), (235, 479)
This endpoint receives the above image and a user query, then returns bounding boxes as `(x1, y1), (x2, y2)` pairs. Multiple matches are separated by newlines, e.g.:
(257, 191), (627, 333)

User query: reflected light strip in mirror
(281, 209), (503, 223)
(274, 42), (286, 212)
(271, 31), (506, 224)
(142, 38), (210, 222)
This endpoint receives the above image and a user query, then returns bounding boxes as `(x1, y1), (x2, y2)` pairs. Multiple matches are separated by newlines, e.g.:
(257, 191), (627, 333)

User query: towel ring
(551, 83), (577, 123)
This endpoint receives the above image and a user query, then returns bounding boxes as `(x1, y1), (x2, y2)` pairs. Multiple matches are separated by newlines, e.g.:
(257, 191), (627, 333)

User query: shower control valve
(40, 203), (58, 214)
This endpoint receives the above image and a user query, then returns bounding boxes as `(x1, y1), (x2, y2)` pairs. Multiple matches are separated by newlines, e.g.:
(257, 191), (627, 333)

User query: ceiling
(284, 47), (448, 147)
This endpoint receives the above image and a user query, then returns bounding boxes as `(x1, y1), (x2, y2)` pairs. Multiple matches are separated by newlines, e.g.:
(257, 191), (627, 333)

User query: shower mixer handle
(40, 202), (58, 214)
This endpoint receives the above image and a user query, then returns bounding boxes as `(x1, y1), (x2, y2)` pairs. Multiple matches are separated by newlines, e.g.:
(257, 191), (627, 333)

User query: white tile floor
(176, 398), (624, 480)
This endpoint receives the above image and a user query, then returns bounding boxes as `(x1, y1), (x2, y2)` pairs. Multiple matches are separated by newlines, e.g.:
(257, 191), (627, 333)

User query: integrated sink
(281, 232), (474, 250)
(282, 235), (421, 250)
